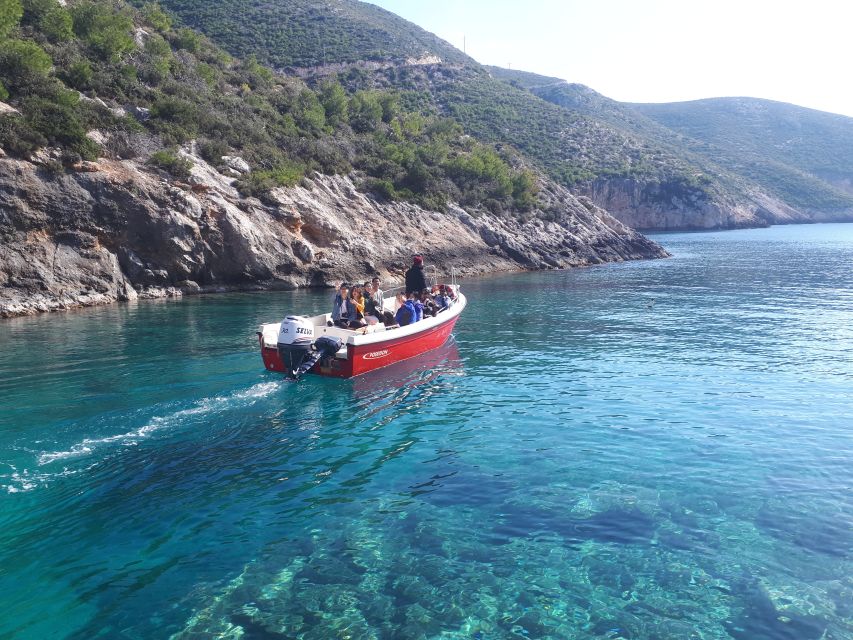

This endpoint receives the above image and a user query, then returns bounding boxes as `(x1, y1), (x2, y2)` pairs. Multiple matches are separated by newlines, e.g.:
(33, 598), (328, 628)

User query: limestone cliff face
(0, 153), (667, 318)
(578, 177), (823, 231)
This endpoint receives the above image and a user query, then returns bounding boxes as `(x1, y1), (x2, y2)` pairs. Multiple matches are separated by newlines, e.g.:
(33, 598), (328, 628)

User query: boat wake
(3, 462), (99, 494)
(3, 381), (282, 493)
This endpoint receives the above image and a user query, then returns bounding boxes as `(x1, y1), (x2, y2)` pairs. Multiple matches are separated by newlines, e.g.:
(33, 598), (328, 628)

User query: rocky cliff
(578, 178), (808, 231)
(0, 152), (667, 318)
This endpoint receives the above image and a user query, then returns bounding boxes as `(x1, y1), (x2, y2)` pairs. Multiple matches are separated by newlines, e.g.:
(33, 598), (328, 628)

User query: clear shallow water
(1, 223), (852, 640)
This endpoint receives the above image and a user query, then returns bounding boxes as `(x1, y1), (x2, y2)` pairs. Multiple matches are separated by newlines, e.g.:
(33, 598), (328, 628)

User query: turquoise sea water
(1, 223), (852, 639)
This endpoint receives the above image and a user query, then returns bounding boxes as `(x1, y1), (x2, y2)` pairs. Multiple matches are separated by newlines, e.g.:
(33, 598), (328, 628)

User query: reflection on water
(1, 224), (852, 639)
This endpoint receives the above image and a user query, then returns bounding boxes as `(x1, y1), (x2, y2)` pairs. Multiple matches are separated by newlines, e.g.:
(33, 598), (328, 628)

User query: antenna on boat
(428, 264), (439, 288)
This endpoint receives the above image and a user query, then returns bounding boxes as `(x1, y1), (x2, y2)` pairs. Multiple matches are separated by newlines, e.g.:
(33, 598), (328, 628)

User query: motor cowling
(277, 316), (314, 346)
(277, 316), (314, 378)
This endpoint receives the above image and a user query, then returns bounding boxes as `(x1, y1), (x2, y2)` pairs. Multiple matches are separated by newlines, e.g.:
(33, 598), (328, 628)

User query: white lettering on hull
(362, 349), (390, 360)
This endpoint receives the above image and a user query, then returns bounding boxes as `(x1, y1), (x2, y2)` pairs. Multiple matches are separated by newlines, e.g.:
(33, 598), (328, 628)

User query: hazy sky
(365, 0), (852, 117)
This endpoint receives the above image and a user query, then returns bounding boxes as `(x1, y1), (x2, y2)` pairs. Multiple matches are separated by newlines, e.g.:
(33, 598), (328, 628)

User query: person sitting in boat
(405, 254), (427, 294)
(395, 292), (417, 326)
(362, 281), (379, 326)
(331, 283), (360, 329)
(371, 277), (396, 326)
(434, 285), (451, 312)
(370, 276), (384, 307)
(419, 289), (438, 317)
(350, 284), (366, 324)
(364, 280), (392, 326)
(393, 291), (405, 313)
(411, 291), (424, 322)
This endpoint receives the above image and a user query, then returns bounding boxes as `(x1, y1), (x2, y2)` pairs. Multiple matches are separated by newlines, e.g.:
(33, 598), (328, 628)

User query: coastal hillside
(133, 0), (473, 67)
(150, 0), (800, 231)
(632, 97), (853, 206)
(490, 67), (853, 223)
(0, 0), (665, 317)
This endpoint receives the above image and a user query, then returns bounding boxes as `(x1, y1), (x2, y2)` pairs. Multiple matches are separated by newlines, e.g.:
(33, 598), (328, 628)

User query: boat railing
(425, 265), (458, 288)
(380, 268), (459, 299)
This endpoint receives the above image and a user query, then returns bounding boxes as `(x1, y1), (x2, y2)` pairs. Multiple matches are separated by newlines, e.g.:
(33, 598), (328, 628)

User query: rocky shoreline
(0, 151), (668, 319)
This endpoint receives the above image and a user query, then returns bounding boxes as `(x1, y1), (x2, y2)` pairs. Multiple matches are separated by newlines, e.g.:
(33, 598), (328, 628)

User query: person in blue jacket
(411, 291), (424, 322)
(394, 292), (417, 326)
(434, 285), (451, 312)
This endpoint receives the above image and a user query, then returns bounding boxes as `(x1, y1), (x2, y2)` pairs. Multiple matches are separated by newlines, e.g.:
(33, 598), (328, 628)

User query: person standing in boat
(405, 254), (427, 294)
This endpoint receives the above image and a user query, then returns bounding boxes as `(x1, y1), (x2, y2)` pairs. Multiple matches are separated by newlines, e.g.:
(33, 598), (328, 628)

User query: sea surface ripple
(0, 223), (851, 639)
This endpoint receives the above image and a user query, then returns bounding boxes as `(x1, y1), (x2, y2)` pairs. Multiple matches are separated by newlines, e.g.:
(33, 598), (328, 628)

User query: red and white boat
(257, 285), (466, 379)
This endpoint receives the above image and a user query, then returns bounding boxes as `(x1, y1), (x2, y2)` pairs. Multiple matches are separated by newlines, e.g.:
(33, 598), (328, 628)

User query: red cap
(413, 255), (423, 265)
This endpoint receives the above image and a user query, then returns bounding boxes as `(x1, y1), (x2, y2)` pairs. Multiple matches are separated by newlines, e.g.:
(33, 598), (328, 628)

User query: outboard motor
(292, 335), (343, 380)
(277, 316), (314, 379)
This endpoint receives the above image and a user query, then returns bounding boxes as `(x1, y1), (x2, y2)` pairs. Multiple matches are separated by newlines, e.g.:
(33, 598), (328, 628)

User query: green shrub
(198, 137), (227, 163)
(377, 92), (399, 123)
(0, 114), (46, 156)
(119, 63), (137, 82)
(0, 0), (23, 37)
(348, 90), (382, 133)
(173, 27), (201, 53)
(148, 148), (193, 178)
(195, 62), (218, 87)
(367, 177), (398, 201)
(236, 161), (305, 196)
(293, 90), (325, 133)
(0, 39), (52, 92)
(72, 1), (135, 60)
(237, 54), (273, 89)
(511, 169), (539, 210)
(20, 0), (49, 23)
(446, 146), (513, 198)
(60, 58), (94, 91)
(70, 135), (99, 160)
(144, 33), (171, 57)
(40, 5), (72, 41)
(149, 95), (199, 141)
(19, 87), (81, 136)
(0, 79), (7, 101)
(318, 79), (347, 127)
(417, 191), (448, 212)
(141, 2), (171, 32)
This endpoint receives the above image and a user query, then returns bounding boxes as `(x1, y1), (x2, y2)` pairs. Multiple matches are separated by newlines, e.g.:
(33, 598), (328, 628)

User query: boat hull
(259, 311), (461, 378)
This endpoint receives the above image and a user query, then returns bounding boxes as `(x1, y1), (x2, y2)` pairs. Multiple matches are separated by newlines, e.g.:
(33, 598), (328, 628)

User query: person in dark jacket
(405, 254), (427, 294)
(367, 277), (396, 326)
(331, 283), (360, 328)
(420, 289), (438, 317)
